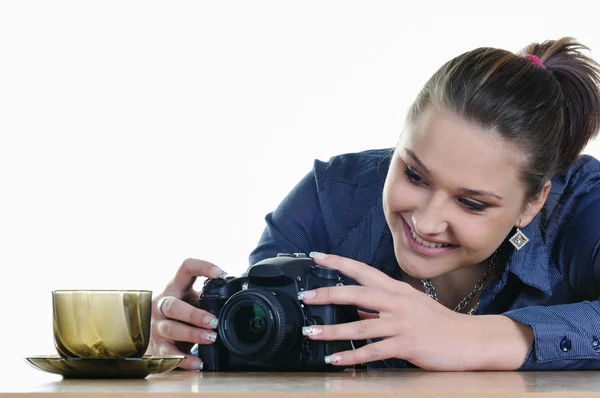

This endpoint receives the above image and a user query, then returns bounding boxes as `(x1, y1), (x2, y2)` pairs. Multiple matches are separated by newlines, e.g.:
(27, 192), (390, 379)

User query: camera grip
(197, 296), (228, 370)
(196, 341), (224, 371)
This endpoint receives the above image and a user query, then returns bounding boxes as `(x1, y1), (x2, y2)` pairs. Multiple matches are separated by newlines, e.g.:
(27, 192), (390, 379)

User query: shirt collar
(505, 214), (552, 295)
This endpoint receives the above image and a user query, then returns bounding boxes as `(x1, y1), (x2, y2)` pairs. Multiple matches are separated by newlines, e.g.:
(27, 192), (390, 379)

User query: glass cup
(52, 290), (152, 358)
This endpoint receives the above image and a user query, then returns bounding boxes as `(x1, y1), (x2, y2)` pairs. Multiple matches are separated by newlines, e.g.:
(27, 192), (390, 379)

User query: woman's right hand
(147, 258), (228, 370)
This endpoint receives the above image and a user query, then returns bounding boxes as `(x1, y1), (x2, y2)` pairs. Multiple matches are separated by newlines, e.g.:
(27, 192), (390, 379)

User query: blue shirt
(248, 148), (600, 371)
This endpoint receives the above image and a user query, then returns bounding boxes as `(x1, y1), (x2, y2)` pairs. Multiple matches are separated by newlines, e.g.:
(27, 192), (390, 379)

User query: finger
(309, 252), (400, 293)
(302, 319), (395, 341)
(148, 341), (204, 371)
(298, 285), (393, 312)
(158, 296), (219, 329)
(181, 288), (201, 307)
(172, 258), (228, 292)
(154, 318), (218, 345)
(324, 340), (395, 367)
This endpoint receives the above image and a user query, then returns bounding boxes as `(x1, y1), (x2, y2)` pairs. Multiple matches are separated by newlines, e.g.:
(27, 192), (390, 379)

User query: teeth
(411, 230), (450, 248)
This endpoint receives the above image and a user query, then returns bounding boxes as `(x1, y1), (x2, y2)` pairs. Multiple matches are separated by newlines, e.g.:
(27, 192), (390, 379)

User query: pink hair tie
(524, 54), (546, 70)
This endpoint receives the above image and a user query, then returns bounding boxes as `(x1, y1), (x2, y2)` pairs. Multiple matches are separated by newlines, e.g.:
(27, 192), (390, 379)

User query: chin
(394, 242), (458, 280)
(395, 249), (432, 280)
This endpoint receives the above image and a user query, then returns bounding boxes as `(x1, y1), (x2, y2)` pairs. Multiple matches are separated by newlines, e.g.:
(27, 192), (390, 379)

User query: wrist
(463, 314), (534, 370)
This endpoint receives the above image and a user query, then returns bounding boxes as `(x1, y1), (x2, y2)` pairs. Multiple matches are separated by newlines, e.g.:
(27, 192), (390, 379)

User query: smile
(410, 229), (451, 248)
(401, 217), (458, 256)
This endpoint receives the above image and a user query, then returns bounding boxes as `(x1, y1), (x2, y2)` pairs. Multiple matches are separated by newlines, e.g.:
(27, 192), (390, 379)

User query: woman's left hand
(298, 252), (477, 371)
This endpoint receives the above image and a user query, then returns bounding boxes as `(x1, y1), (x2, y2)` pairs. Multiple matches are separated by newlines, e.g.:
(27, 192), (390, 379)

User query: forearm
(463, 314), (533, 371)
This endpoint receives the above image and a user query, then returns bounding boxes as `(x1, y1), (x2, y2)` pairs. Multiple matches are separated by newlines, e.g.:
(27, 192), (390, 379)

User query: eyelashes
(403, 166), (424, 184)
(402, 166), (489, 213)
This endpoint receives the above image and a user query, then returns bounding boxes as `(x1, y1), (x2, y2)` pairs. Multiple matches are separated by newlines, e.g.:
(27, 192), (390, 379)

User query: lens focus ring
(219, 289), (303, 361)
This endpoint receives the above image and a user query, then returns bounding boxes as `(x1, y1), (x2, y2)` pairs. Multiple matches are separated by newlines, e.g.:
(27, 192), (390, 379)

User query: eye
(403, 165), (489, 213)
(403, 166), (427, 186)
(458, 198), (488, 212)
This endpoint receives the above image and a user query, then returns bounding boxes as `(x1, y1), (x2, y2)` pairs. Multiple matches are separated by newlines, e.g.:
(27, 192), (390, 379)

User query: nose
(411, 193), (449, 237)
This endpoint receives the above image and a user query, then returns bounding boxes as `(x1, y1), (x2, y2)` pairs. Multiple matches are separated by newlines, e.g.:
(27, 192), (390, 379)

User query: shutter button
(592, 336), (600, 353)
(560, 336), (572, 352)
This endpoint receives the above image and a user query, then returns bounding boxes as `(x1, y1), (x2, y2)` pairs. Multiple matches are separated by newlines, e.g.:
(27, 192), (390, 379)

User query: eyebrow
(404, 149), (504, 201)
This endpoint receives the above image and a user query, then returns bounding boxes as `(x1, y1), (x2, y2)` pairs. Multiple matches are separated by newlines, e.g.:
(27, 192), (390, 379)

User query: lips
(402, 217), (456, 246)
(410, 229), (453, 247)
(400, 217), (459, 257)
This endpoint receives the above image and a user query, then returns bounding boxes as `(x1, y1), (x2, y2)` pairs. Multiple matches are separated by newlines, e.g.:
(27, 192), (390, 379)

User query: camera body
(196, 253), (364, 371)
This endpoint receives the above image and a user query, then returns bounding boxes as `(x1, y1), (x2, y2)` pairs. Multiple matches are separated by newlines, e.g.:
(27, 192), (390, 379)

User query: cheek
(383, 177), (421, 214)
(455, 216), (511, 253)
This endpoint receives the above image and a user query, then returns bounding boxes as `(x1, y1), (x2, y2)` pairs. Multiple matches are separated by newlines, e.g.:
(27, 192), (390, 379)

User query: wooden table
(4, 361), (600, 397)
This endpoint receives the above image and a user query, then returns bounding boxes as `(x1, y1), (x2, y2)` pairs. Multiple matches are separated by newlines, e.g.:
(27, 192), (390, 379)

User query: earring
(509, 220), (529, 250)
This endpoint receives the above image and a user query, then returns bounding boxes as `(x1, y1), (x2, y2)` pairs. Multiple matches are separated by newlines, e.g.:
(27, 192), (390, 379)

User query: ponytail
(521, 38), (600, 173)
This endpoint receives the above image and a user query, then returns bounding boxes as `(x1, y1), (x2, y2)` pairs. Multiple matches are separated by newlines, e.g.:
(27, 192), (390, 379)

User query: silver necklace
(420, 251), (499, 315)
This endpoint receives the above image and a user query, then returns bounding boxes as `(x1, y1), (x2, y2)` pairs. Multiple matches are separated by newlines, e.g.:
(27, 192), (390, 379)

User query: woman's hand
(298, 252), (478, 371)
(147, 258), (227, 370)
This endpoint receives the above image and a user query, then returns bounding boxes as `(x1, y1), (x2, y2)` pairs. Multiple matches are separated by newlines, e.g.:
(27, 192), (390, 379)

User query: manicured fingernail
(324, 354), (341, 364)
(203, 316), (219, 329)
(205, 331), (218, 342)
(297, 290), (316, 300)
(194, 360), (204, 370)
(309, 251), (326, 259)
(302, 326), (322, 336)
(217, 270), (228, 279)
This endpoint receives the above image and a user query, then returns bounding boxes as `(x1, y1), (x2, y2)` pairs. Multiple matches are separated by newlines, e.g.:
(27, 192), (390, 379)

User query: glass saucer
(24, 355), (185, 379)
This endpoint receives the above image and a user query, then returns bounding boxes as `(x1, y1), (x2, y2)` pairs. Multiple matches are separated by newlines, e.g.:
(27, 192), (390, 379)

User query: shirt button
(560, 336), (572, 352)
(592, 336), (600, 353)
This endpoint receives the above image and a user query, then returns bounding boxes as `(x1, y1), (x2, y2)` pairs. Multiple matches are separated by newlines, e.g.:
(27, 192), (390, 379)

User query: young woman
(148, 37), (600, 371)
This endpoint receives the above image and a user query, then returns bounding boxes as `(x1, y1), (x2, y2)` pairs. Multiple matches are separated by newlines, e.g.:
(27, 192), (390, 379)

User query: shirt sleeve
(247, 159), (332, 270)
(502, 193), (600, 370)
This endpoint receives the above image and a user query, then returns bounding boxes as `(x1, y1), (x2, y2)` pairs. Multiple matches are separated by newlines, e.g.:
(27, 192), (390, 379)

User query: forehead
(401, 108), (524, 197)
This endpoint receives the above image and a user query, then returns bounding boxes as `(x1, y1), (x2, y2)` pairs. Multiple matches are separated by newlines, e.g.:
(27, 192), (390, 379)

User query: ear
(519, 180), (552, 228)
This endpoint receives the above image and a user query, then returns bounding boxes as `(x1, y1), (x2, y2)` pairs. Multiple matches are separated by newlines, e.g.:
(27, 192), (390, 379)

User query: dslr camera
(196, 253), (365, 371)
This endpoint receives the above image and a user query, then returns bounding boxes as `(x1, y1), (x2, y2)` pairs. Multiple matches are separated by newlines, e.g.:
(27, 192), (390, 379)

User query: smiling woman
(383, 108), (527, 286)
(148, 37), (600, 372)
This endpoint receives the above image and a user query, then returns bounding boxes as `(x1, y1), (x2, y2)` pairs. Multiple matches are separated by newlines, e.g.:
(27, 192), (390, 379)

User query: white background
(1, 0), (599, 386)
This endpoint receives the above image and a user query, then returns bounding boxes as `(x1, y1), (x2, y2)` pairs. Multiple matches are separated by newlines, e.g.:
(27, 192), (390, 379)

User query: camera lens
(219, 289), (303, 361)
(232, 303), (268, 345)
